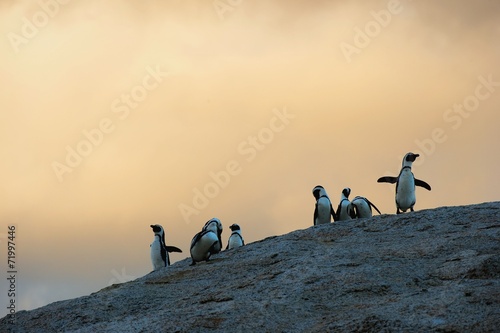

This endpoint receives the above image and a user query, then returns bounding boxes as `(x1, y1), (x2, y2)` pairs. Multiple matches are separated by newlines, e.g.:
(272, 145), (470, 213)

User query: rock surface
(2, 202), (500, 332)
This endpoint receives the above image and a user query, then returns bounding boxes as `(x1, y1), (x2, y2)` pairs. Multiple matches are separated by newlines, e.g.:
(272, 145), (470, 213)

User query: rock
(2, 202), (499, 332)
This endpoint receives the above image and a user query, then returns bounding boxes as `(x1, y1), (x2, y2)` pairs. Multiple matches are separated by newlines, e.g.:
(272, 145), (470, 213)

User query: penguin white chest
(315, 197), (331, 224)
(150, 239), (165, 270)
(191, 231), (219, 262)
(228, 232), (243, 250)
(396, 169), (416, 210)
(338, 200), (351, 220)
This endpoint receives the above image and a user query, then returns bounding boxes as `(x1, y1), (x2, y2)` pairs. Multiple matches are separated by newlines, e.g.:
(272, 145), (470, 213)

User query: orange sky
(1, 0), (499, 315)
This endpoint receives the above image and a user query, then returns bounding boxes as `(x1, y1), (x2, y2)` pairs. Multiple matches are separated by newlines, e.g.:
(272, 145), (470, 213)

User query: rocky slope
(2, 202), (500, 332)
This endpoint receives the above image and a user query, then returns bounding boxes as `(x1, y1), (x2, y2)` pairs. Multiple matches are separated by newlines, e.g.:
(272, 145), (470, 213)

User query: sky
(1, 0), (499, 317)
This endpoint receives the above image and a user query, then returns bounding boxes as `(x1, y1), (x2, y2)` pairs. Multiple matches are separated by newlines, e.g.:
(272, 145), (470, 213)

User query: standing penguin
(189, 229), (219, 266)
(202, 218), (223, 254)
(377, 152), (431, 214)
(150, 224), (182, 270)
(226, 224), (245, 250)
(336, 187), (352, 221)
(349, 196), (381, 219)
(189, 218), (223, 266)
(312, 185), (336, 225)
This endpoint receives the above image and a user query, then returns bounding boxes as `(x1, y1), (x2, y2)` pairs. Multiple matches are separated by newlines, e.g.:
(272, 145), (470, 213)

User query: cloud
(0, 0), (499, 316)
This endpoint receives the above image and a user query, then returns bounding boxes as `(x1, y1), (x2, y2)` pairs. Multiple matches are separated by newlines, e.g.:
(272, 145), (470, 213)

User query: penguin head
(150, 224), (164, 235)
(229, 224), (241, 231)
(402, 152), (420, 167)
(341, 187), (351, 199)
(203, 218), (223, 235)
(312, 185), (327, 200)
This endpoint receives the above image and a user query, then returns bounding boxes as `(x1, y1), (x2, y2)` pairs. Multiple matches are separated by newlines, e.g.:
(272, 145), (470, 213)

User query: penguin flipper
(335, 203), (342, 221)
(377, 176), (398, 184)
(313, 204), (318, 225)
(237, 233), (245, 246)
(166, 246), (183, 253)
(190, 232), (203, 250)
(190, 230), (211, 250)
(209, 240), (219, 255)
(160, 248), (167, 266)
(330, 204), (336, 222)
(350, 203), (358, 219)
(366, 199), (382, 215)
(415, 179), (431, 191)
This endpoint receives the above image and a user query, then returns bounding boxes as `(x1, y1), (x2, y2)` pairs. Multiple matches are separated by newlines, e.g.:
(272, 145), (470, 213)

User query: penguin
(150, 224), (182, 270)
(202, 218), (223, 254)
(349, 196), (382, 219)
(226, 224), (245, 250)
(377, 152), (431, 214)
(189, 229), (220, 266)
(336, 187), (352, 221)
(312, 185), (336, 225)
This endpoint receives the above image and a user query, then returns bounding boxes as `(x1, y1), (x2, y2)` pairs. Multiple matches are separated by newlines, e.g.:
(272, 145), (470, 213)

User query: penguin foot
(190, 261), (196, 266)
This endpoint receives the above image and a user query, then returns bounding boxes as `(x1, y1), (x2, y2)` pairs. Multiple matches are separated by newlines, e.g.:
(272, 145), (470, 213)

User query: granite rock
(2, 202), (499, 332)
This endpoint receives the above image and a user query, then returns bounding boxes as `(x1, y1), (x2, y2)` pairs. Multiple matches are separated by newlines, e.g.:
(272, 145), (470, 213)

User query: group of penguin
(313, 152), (431, 225)
(150, 218), (245, 270)
(313, 185), (381, 224)
(150, 152), (431, 270)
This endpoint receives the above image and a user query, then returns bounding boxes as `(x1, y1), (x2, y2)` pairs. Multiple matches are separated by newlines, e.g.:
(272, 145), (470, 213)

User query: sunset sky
(1, 0), (499, 317)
